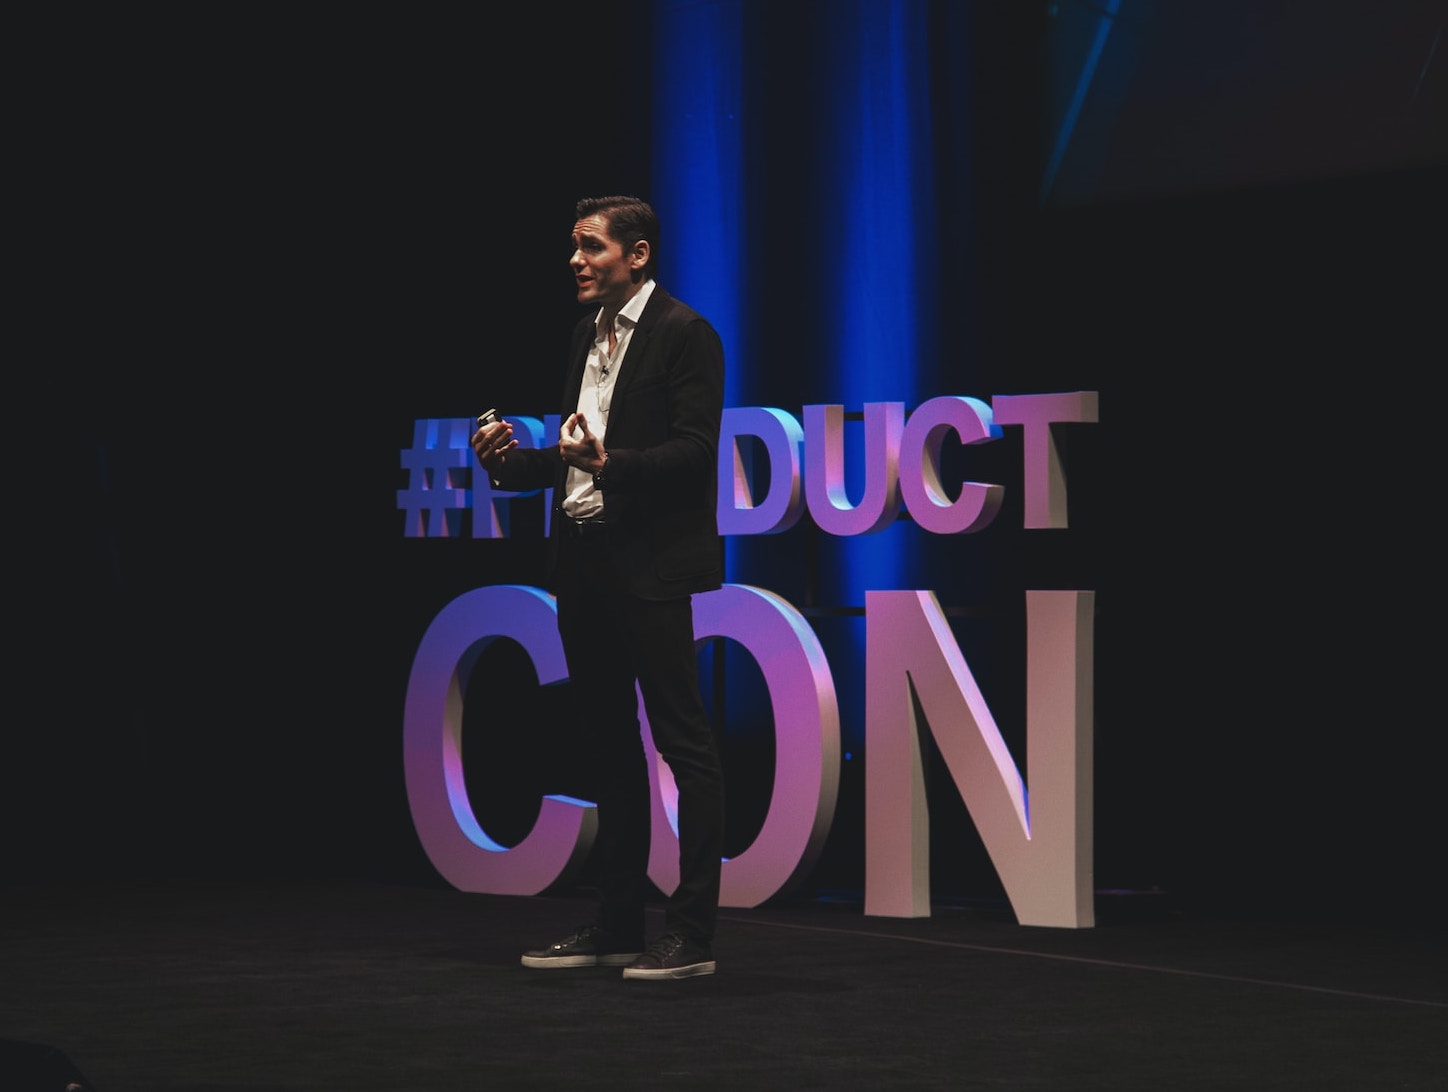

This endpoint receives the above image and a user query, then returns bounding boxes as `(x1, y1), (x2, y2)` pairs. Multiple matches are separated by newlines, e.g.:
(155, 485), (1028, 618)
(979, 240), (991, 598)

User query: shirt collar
(594, 278), (656, 339)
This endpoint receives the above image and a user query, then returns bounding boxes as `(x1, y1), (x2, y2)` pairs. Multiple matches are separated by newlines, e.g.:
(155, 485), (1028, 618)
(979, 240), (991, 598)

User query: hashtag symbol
(398, 418), (474, 537)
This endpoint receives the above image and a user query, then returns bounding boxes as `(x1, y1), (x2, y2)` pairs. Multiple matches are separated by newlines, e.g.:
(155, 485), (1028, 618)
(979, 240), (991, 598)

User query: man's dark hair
(576, 195), (659, 280)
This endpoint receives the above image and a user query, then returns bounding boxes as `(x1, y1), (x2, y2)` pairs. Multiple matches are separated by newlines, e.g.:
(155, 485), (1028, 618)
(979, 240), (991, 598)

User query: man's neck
(600, 278), (652, 331)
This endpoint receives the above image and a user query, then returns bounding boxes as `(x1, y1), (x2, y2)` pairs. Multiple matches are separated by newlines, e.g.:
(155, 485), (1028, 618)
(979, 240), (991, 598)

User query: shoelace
(640, 932), (688, 960)
(556, 924), (605, 949)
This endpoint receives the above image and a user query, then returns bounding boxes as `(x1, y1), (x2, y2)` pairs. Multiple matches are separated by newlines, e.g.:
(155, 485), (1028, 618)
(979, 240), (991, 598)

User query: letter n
(864, 590), (1095, 927)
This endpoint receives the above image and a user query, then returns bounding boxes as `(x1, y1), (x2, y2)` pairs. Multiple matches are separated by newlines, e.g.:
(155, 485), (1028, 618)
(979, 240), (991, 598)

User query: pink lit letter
(864, 589), (1095, 927)
(804, 402), (904, 535)
(991, 392), (1100, 530)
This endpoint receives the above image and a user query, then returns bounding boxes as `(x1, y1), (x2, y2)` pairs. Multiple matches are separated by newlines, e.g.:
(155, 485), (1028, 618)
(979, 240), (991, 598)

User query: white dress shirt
(562, 279), (656, 519)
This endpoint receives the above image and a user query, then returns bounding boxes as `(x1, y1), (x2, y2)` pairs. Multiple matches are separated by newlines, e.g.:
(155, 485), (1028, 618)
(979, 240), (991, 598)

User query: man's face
(570, 214), (644, 312)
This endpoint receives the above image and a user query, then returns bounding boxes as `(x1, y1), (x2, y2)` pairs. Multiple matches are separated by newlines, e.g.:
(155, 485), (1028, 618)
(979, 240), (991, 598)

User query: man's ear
(630, 239), (650, 271)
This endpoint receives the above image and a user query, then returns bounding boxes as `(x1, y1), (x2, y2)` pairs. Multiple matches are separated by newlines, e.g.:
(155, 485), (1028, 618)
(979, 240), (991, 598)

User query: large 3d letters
(403, 583), (842, 910)
(864, 589), (1095, 927)
(403, 584), (597, 895)
(644, 584), (840, 907)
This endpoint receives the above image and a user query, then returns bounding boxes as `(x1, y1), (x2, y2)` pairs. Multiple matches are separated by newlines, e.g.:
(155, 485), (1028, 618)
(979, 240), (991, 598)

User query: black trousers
(554, 527), (725, 946)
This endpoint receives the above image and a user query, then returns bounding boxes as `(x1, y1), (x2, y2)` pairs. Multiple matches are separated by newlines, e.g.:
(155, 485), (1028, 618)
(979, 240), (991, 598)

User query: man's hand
(560, 412), (606, 475)
(472, 419), (517, 476)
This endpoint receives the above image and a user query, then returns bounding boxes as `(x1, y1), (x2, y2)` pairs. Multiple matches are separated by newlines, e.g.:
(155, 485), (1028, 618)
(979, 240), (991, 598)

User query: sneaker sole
(622, 960), (717, 980)
(520, 952), (642, 969)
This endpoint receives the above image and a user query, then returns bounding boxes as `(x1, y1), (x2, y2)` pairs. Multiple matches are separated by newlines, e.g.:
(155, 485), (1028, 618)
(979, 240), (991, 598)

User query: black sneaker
(621, 932), (716, 980)
(520, 924), (643, 969)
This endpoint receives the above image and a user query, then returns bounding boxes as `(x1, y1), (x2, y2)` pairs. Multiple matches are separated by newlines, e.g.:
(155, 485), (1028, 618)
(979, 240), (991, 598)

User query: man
(472, 195), (726, 980)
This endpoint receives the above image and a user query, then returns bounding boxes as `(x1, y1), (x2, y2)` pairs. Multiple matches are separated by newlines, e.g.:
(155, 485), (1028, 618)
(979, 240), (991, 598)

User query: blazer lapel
(612, 286), (670, 399)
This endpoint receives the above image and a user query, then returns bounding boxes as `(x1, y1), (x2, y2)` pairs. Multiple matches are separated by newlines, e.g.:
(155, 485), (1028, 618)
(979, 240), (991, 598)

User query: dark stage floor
(2, 878), (1444, 1091)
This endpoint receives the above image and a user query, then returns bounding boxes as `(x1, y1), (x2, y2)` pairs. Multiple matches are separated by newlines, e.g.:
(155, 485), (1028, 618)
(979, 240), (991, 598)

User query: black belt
(561, 516), (609, 539)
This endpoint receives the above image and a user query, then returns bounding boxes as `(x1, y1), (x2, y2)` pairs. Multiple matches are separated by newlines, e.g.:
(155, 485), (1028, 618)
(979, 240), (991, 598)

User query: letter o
(645, 583), (840, 907)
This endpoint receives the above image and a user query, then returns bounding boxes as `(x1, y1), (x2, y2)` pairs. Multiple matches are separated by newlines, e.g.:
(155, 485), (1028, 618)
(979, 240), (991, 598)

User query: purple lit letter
(402, 584), (597, 895)
(717, 406), (807, 536)
(991, 392), (1100, 530)
(804, 402), (905, 535)
(644, 584), (840, 907)
(898, 395), (1005, 535)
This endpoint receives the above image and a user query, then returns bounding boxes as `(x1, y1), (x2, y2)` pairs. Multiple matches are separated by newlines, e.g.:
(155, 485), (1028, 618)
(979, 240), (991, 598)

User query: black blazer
(496, 285), (725, 600)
